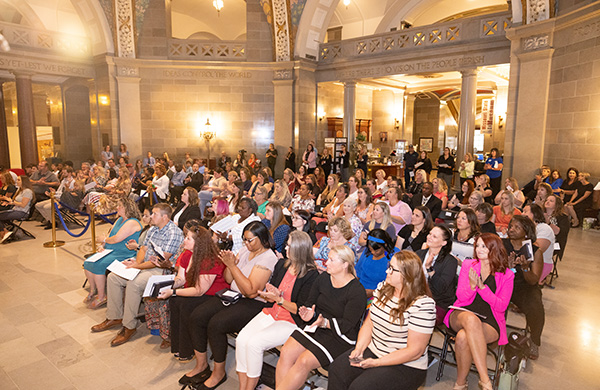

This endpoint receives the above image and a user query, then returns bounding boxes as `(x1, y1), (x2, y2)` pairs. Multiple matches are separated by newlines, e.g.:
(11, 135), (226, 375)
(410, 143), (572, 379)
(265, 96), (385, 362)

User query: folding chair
(4, 201), (37, 242)
(435, 325), (504, 390)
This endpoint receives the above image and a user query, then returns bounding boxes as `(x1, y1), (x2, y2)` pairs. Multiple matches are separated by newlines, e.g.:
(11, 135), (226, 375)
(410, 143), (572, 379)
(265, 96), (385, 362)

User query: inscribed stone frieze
(570, 18), (600, 44)
(0, 56), (93, 78)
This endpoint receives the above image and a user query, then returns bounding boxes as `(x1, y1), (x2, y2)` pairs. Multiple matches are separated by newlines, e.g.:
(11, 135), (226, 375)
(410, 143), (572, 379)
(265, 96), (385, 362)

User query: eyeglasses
(243, 236), (258, 244)
(387, 265), (401, 273)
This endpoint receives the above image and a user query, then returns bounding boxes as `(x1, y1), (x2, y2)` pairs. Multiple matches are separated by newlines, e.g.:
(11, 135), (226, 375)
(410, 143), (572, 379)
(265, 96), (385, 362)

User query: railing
(319, 12), (511, 63)
(168, 39), (246, 61)
(0, 22), (91, 57)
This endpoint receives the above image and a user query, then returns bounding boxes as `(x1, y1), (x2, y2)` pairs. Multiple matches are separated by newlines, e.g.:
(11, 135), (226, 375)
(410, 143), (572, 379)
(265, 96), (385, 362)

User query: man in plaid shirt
(91, 203), (184, 346)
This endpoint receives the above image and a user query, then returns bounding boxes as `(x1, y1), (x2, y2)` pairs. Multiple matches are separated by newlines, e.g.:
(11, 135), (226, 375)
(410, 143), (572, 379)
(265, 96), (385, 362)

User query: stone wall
(246, 0), (273, 62)
(138, 66), (275, 163)
(414, 96), (442, 161)
(137, 0), (168, 59)
(545, 14), (600, 182)
(64, 85), (93, 164)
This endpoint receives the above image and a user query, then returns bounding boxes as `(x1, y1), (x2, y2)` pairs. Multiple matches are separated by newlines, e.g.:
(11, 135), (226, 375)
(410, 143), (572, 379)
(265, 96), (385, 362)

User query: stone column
(456, 68), (478, 164)
(14, 73), (37, 167)
(0, 82), (9, 167)
(404, 95), (415, 144)
(115, 66), (143, 159)
(273, 69), (294, 178)
(343, 81), (356, 146)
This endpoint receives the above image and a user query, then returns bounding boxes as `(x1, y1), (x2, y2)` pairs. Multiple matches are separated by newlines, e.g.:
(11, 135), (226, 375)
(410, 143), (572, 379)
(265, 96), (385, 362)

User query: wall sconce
(498, 115), (504, 129)
(202, 118), (216, 164)
(318, 111), (326, 122)
(394, 118), (400, 129)
(98, 95), (110, 106)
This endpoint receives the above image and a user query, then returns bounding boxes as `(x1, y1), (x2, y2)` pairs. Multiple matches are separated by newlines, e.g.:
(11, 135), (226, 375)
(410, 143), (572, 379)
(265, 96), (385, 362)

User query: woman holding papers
(444, 233), (514, 390)
(83, 198), (142, 309)
(159, 226), (228, 363)
(182, 221), (278, 390)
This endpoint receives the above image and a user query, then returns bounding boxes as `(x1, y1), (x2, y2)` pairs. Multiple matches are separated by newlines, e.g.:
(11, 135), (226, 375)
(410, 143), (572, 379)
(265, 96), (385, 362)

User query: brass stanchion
(148, 185), (155, 206)
(83, 204), (97, 258)
(43, 192), (65, 248)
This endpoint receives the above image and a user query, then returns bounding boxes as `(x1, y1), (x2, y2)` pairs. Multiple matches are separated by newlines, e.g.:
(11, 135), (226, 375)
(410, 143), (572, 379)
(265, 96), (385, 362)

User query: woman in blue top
(83, 197), (142, 309)
(484, 148), (503, 198)
(355, 229), (398, 297)
(261, 201), (291, 255)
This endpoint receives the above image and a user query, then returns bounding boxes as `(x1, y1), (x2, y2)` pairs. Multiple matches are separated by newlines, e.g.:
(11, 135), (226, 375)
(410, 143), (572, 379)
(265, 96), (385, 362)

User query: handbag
(215, 288), (242, 306)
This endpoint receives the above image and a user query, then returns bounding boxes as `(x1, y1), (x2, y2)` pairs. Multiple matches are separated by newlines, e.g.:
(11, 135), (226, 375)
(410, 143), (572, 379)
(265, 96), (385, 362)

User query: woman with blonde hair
(282, 168), (297, 195)
(458, 153), (475, 185)
(475, 174), (493, 204)
(313, 216), (356, 268)
(359, 201), (396, 247)
(276, 245), (367, 390)
(492, 190), (522, 234)
(432, 177), (449, 210)
(316, 174), (340, 209)
(328, 251), (436, 390)
(404, 169), (426, 203)
(270, 179), (293, 208)
(495, 177), (525, 208)
(565, 171), (594, 228)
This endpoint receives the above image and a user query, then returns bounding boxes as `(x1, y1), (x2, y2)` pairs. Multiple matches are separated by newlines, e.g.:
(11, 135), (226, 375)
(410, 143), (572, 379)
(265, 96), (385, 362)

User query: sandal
(478, 380), (493, 390)
(88, 296), (107, 309)
(453, 381), (468, 390)
(83, 292), (97, 304)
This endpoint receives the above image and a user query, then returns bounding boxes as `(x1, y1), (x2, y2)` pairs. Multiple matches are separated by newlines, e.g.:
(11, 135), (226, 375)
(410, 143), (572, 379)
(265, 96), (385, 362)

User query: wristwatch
(277, 297), (284, 306)
(427, 266), (434, 273)
(172, 288), (177, 297)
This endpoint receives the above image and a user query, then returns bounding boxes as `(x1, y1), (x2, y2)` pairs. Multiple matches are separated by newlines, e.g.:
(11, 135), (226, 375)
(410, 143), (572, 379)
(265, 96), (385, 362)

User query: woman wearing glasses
(355, 229), (398, 297)
(182, 221), (278, 390)
(328, 251), (436, 390)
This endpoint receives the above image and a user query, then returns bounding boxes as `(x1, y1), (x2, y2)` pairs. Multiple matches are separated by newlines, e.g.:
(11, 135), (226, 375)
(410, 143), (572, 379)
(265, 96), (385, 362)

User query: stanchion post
(148, 185), (155, 206)
(43, 191), (65, 248)
(84, 204), (97, 258)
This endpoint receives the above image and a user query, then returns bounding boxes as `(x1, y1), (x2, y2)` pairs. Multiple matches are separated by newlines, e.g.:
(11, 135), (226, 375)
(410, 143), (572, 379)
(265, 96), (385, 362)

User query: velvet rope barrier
(53, 202), (93, 238)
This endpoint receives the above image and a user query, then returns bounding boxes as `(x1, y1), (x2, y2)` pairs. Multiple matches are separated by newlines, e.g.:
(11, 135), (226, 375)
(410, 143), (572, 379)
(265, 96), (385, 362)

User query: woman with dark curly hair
(164, 225), (229, 369)
(355, 228), (399, 296)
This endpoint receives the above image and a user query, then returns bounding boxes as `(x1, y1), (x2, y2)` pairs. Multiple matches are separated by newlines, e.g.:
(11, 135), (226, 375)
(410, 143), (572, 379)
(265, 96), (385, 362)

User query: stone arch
(3, 0), (46, 29)
(70, 0), (114, 55)
(295, 0), (341, 59)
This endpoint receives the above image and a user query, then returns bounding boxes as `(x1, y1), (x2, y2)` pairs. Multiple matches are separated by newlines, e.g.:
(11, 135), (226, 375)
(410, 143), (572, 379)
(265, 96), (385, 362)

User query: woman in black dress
(285, 146), (296, 172)
(564, 172), (593, 227)
(395, 205), (433, 251)
(275, 245), (367, 390)
(319, 147), (333, 178)
(559, 167), (578, 203)
(415, 151), (432, 178)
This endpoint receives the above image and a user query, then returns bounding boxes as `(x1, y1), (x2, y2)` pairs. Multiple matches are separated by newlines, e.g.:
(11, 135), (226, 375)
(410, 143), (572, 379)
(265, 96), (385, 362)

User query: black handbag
(215, 288), (242, 306)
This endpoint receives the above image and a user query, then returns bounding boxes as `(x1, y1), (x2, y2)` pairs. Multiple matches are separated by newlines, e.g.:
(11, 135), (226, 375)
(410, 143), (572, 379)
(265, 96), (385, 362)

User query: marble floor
(0, 221), (599, 390)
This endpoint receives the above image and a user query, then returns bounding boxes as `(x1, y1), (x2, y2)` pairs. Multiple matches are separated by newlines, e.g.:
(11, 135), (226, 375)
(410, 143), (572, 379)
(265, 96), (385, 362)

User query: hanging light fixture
(213, 0), (224, 16)
(343, 0), (350, 8)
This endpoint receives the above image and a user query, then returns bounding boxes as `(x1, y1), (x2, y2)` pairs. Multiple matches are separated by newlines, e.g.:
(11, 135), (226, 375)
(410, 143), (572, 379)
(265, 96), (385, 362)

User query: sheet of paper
(83, 249), (113, 263)
(451, 241), (474, 262)
(282, 208), (291, 216)
(143, 274), (175, 297)
(448, 305), (487, 319)
(210, 214), (240, 233)
(107, 260), (141, 281)
(84, 181), (97, 192)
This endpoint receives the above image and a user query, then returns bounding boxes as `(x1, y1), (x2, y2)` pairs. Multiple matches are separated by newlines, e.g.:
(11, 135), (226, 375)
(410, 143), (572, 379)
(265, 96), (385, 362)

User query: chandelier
(213, 0), (224, 16)
(343, 0), (350, 8)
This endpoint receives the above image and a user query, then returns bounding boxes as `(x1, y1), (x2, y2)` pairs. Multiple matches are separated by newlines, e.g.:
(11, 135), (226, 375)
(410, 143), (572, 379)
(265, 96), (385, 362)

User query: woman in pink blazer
(443, 233), (514, 390)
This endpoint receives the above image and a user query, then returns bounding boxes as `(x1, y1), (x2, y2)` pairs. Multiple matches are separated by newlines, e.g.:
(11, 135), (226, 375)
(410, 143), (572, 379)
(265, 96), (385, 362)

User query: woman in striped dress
(328, 251), (436, 390)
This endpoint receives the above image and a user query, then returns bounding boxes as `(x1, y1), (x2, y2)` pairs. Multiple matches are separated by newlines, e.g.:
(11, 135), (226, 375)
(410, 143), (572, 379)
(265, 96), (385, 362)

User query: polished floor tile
(0, 222), (599, 389)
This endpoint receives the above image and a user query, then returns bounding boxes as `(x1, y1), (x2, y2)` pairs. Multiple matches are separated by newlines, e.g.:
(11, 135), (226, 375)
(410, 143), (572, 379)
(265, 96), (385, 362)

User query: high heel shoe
(478, 379), (493, 390)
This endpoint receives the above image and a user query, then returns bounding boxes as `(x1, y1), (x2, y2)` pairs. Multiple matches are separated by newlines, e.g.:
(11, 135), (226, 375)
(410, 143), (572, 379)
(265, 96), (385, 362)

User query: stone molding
(271, 0), (293, 62)
(116, 66), (139, 77)
(522, 0), (555, 25)
(273, 68), (293, 80)
(522, 34), (550, 51)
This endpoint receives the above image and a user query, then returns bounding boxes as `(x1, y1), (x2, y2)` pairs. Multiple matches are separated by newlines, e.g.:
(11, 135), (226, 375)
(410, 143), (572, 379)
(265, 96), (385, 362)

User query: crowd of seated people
(1, 144), (598, 390)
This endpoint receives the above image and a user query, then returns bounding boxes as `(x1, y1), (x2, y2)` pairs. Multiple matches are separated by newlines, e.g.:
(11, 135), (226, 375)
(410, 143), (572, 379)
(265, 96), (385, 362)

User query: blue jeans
(198, 191), (213, 219)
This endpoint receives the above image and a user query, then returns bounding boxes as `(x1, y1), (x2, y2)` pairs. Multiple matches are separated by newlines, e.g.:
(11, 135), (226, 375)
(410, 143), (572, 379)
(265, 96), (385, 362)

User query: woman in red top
(162, 226), (229, 367)
(492, 190), (521, 234)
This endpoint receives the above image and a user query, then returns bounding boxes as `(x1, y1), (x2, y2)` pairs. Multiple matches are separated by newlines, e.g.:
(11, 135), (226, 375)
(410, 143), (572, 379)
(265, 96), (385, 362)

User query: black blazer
(411, 194), (443, 220)
(172, 203), (202, 229)
(265, 258), (319, 327)
(416, 249), (457, 309)
(185, 172), (203, 191)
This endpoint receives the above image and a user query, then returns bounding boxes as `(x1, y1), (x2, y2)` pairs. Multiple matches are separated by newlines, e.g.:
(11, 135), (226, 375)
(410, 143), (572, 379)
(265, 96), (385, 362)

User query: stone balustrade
(0, 22), (90, 56)
(319, 12), (511, 63)
(168, 39), (246, 61)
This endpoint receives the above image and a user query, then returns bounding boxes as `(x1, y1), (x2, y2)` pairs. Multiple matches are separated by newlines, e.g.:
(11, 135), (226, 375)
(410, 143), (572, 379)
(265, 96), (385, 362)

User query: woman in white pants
(235, 231), (318, 390)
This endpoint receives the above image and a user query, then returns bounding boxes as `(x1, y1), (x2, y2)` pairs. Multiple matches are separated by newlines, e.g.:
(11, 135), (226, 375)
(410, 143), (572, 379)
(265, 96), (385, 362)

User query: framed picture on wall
(379, 132), (388, 142)
(419, 137), (433, 153)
